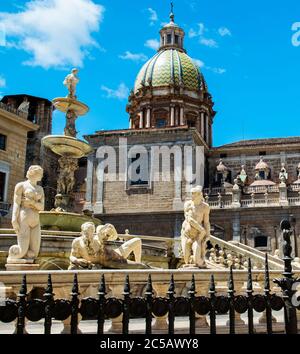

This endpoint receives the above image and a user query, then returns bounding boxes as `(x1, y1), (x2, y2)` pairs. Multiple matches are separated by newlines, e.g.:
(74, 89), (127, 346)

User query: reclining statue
(69, 222), (150, 269)
(181, 185), (210, 268)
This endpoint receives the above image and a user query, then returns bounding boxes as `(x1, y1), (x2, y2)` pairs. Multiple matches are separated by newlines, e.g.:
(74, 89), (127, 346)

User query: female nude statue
(8, 165), (44, 263)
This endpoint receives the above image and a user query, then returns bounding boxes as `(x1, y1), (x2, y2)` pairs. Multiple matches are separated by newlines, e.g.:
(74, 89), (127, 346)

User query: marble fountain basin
(39, 211), (101, 232)
(42, 135), (92, 158)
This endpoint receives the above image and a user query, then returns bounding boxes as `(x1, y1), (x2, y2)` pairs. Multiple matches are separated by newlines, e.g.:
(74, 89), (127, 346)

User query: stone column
(205, 114), (209, 144)
(139, 111), (144, 129)
(84, 153), (94, 210)
(129, 118), (133, 129)
(200, 111), (205, 137)
(170, 105), (175, 126)
(146, 107), (151, 128)
(180, 106), (184, 125)
(279, 181), (288, 206)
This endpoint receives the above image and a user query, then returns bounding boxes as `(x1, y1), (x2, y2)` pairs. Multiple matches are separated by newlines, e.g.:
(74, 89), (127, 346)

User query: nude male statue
(69, 222), (150, 270)
(63, 68), (79, 99)
(8, 165), (45, 263)
(181, 185), (210, 268)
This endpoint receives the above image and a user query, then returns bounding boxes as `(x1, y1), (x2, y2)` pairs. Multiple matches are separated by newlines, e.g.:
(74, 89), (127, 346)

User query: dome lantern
(158, 2), (185, 52)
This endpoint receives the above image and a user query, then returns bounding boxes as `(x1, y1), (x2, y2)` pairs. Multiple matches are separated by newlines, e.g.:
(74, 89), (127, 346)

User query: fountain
(41, 68), (100, 231)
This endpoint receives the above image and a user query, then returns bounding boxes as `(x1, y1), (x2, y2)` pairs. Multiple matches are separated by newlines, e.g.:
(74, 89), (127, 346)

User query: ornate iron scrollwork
(80, 297), (99, 320)
(25, 299), (45, 322)
(0, 300), (18, 323)
(215, 296), (229, 314)
(53, 299), (72, 321)
(269, 294), (284, 311)
(252, 294), (266, 312)
(234, 295), (248, 314)
(152, 297), (169, 317)
(105, 298), (122, 319)
(174, 297), (189, 316)
(130, 297), (147, 318)
(194, 296), (210, 315)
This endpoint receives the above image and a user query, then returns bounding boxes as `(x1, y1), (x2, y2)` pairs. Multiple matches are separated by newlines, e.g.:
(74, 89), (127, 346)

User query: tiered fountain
(41, 68), (100, 231)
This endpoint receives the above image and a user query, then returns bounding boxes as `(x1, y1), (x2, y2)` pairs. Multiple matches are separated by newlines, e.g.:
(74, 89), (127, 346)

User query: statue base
(5, 262), (40, 271)
(179, 263), (207, 270)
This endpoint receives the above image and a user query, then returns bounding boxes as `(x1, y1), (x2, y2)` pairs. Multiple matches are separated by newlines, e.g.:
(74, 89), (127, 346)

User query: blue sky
(0, 0), (300, 146)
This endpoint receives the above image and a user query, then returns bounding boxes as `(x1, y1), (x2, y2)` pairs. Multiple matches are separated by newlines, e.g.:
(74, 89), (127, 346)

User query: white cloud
(200, 37), (218, 48)
(144, 39), (159, 51)
(148, 8), (158, 25)
(101, 83), (129, 100)
(189, 22), (218, 48)
(192, 58), (205, 68)
(218, 27), (232, 37)
(198, 23), (205, 36)
(188, 29), (197, 38)
(0, 75), (6, 88)
(192, 59), (225, 75)
(0, 0), (104, 69)
(206, 66), (226, 74)
(119, 51), (148, 62)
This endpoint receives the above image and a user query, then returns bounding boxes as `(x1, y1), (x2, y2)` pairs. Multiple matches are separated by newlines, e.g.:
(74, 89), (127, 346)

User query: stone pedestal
(5, 260), (40, 271)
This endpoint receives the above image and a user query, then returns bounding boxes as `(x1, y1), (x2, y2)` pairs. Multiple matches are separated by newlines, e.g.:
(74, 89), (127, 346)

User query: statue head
(71, 68), (79, 75)
(81, 222), (95, 239)
(26, 165), (43, 183)
(191, 185), (204, 205)
(96, 223), (118, 242)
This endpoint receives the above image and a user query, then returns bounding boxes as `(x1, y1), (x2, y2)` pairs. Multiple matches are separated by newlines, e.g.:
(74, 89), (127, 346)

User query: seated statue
(181, 185), (210, 268)
(69, 222), (150, 269)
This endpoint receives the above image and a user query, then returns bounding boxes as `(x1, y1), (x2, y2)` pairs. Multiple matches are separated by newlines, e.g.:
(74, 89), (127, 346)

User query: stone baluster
(180, 106), (184, 125)
(251, 193), (255, 207)
(170, 104), (175, 126)
(152, 282), (169, 333)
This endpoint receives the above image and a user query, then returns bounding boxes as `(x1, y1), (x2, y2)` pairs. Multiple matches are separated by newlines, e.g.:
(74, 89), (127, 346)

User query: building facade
(0, 99), (38, 226)
(0, 94), (57, 225)
(81, 11), (300, 255)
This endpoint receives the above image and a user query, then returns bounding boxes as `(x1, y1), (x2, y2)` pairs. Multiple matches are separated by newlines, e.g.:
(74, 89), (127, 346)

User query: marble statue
(279, 163), (288, 183)
(8, 165), (44, 264)
(63, 68), (79, 99)
(69, 222), (150, 269)
(57, 156), (78, 195)
(181, 186), (210, 268)
(18, 97), (30, 116)
(238, 165), (247, 184)
(64, 110), (77, 137)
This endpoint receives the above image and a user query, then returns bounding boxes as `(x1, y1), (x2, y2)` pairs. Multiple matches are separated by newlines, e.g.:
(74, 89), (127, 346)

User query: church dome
(134, 49), (205, 93)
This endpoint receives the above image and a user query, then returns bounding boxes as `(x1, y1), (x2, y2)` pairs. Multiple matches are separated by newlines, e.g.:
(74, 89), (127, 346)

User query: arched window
(153, 109), (168, 128)
(186, 112), (197, 128)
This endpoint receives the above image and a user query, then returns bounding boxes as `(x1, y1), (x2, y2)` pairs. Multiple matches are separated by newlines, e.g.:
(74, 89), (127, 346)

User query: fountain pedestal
(41, 69), (98, 228)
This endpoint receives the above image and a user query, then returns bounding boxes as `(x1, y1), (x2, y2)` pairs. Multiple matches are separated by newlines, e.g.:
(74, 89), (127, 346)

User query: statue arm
(185, 206), (203, 233)
(70, 242), (88, 266)
(12, 183), (23, 234)
(203, 207), (211, 238)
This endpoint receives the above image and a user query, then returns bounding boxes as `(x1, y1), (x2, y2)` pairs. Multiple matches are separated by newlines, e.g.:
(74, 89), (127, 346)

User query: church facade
(83, 11), (300, 256)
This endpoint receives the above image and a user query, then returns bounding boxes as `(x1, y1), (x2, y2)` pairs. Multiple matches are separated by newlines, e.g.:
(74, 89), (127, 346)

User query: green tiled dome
(134, 49), (204, 93)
